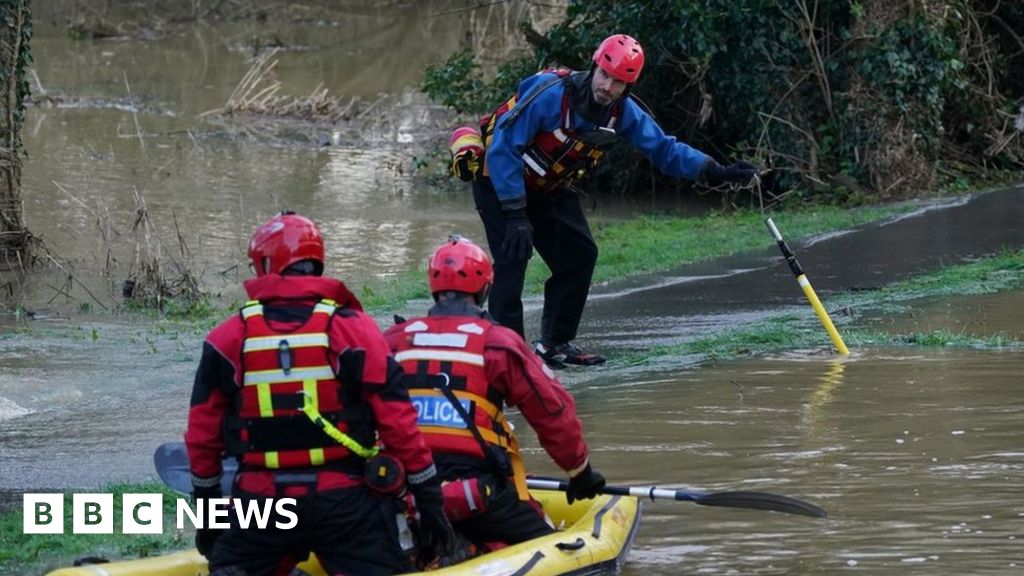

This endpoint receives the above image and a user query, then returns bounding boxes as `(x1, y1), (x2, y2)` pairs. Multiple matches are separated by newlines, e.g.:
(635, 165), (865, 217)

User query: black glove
(501, 209), (533, 261)
(192, 482), (223, 558)
(702, 160), (760, 186)
(408, 469), (457, 560)
(566, 464), (606, 504)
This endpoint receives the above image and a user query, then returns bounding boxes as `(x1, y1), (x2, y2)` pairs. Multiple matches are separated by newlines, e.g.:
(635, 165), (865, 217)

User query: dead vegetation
(201, 49), (363, 124)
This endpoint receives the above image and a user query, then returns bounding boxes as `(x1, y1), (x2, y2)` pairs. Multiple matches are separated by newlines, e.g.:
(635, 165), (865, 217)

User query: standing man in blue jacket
(464, 34), (759, 368)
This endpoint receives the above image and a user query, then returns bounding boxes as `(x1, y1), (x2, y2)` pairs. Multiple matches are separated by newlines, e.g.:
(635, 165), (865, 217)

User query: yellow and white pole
(765, 217), (849, 355)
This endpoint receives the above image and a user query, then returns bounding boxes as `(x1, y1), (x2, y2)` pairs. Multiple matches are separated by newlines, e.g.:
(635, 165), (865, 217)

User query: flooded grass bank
(617, 248), (1024, 366)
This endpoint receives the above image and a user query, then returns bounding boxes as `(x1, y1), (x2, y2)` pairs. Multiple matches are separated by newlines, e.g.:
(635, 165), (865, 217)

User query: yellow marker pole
(765, 217), (850, 355)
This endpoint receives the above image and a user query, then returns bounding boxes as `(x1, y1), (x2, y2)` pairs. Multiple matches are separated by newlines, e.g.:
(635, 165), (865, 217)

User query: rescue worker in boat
(449, 34), (760, 368)
(184, 211), (456, 576)
(383, 235), (607, 549)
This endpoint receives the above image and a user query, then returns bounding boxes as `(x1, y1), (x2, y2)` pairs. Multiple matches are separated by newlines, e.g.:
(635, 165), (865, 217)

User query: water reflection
(513, 348), (1024, 575)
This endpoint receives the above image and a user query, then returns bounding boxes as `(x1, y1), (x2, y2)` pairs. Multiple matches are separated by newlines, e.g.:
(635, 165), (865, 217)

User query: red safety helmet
(592, 34), (645, 83)
(248, 211), (325, 277)
(428, 235), (493, 298)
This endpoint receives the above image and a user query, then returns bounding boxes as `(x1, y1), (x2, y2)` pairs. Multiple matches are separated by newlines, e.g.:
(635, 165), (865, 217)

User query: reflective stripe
(241, 304), (263, 319)
(308, 447), (324, 466)
(522, 153), (546, 176)
(411, 332), (468, 349)
(394, 349), (485, 367)
(257, 383), (274, 418)
(552, 129), (569, 143)
(457, 322), (485, 335)
(464, 481), (478, 512)
(408, 463), (437, 485)
(265, 452), (279, 469)
(404, 320), (429, 333)
(422, 425), (510, 448)
(244, 366), (335, 386)
(313, 301), (337, 315)
(244, 333), (329, 352)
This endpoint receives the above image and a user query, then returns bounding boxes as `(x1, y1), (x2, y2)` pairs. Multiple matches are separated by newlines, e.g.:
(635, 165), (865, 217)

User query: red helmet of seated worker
(428, 235), (493, 298)
(248, 210), (325, 277)
(592, 34), (645, 83)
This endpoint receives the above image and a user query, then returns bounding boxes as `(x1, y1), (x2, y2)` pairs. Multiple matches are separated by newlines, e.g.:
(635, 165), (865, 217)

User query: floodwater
(2, 3), (1024, 575)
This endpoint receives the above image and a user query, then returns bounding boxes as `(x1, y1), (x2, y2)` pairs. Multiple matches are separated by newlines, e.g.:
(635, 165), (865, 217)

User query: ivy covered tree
(1, 0), (32, 263)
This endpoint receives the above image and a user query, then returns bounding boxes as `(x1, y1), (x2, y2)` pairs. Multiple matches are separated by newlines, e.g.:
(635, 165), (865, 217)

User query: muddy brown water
(3, 5), (1024, 575)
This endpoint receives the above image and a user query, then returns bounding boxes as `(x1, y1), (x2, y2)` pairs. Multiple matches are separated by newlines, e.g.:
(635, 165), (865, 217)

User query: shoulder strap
(434, 373), (510, 474)
(497, 70), (573, 131)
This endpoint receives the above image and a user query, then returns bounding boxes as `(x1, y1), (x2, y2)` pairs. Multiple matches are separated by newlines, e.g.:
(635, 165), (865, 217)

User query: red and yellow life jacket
(479, 68), (622, 194)
(225, 299), (373, 471)
(392, 316), (530, 499)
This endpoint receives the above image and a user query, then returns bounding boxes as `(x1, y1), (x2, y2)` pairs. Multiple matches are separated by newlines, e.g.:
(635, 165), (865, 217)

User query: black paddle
(524, 477), (826, 518)
(154, 442), (825, 517)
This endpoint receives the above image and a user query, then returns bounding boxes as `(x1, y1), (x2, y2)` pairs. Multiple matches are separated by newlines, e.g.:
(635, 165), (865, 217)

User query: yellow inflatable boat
(46, 489), (641, 576)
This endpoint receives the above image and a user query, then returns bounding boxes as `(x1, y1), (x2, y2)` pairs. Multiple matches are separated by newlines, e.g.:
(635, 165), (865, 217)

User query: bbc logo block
(23, 493), (165, 534)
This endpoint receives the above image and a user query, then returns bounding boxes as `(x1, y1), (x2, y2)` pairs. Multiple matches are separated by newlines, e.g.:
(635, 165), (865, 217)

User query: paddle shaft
(765, 217), (850, 355)
(526, 478), (702, 502)
(525, 476), (827, 518)
(156, 442), (826, 517)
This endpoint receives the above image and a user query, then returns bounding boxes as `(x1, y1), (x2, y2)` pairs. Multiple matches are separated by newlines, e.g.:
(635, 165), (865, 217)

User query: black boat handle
(555, 538), (586, 551)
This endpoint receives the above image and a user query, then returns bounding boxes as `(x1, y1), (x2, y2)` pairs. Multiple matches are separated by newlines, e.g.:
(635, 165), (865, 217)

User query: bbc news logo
(23, 493), (298, 534)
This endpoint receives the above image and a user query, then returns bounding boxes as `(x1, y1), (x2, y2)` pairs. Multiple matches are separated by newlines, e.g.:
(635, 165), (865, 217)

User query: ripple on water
(0, 396), (33, 420)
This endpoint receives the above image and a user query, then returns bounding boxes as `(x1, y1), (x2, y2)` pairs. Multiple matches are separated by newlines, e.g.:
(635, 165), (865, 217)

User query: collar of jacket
(428, 297), (487, 319)
(243, 274), (363, 311)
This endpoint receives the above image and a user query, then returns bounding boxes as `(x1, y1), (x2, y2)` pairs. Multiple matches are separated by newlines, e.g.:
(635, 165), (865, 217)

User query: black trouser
(208, 485), (412, 576)
(473, 178), (598, 344)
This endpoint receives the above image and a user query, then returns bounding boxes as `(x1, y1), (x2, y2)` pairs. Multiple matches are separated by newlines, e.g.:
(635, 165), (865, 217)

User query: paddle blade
(693, 490), (827, 518)
(153, 442), (236, 496)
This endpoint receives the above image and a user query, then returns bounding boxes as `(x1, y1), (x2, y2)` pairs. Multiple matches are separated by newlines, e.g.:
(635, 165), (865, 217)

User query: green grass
(614, 248), (1024, 365)
(0, 482), (189, 573)
(358, 203), (914, 312)
(584, 204), (911, 286)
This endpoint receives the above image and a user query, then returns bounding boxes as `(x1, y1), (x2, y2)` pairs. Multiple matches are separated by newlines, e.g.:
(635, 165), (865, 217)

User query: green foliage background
(424, 1), (1023, 204)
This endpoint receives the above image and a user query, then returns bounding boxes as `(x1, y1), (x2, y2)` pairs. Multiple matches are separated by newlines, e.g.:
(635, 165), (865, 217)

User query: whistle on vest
(364, 453), (406, 496)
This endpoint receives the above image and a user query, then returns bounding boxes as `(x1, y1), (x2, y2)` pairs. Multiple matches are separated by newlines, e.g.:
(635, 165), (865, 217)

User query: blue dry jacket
(485, 71), (712, 209)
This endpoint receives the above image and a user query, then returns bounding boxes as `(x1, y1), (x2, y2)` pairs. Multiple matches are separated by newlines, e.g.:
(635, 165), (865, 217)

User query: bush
(423, 0), (1023, 204)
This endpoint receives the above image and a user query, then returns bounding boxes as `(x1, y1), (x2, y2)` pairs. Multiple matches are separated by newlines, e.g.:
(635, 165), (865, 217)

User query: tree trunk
(0, 0), (32, 267)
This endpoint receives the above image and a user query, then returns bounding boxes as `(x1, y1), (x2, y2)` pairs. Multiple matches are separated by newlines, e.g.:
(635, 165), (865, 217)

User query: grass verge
(357, 203), (915, 311)
(0, 483), (188, 574)
(615, 248), (1024, 365)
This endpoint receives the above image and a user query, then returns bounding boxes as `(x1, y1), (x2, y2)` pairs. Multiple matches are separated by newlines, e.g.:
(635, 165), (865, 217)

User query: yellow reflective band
(308, 447), (325, 466)
(241, 303), (264, 319)
(303, 379), (319, 406)
(265, 452), (279, 469)
(394, 349), (485, 367)
(244, 333), (329, 353)
(244, 366), (335, 386)
(297, 391), (379, 459)
(313, 301), (337, 315)
(257, 383), (274, 418)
